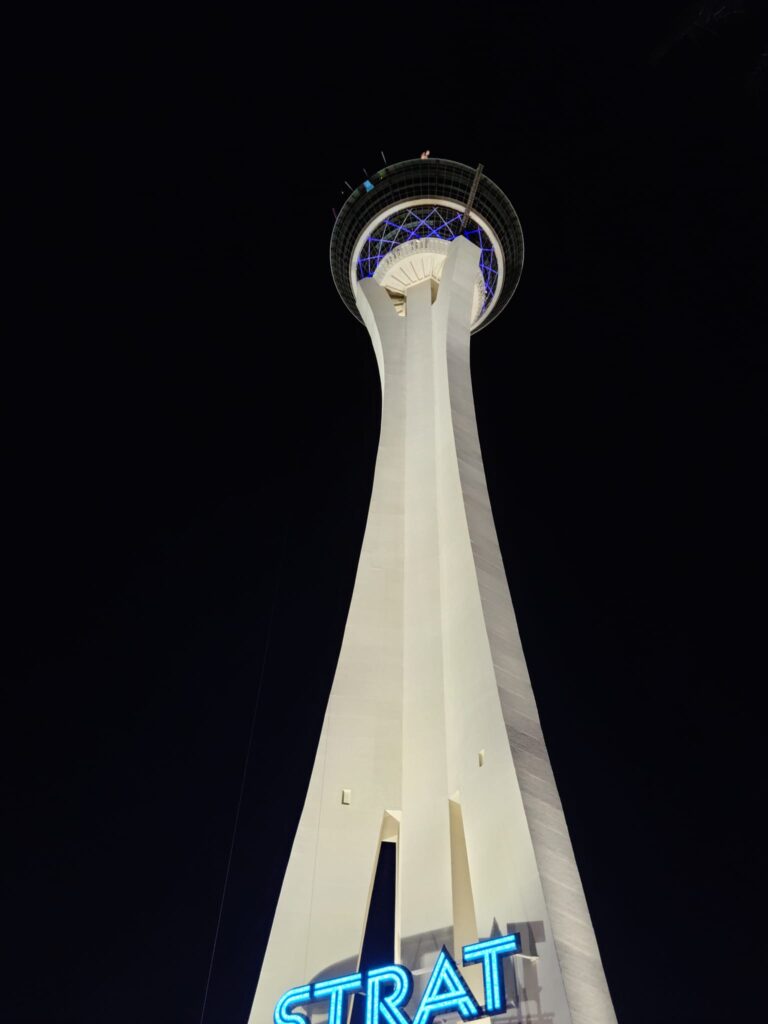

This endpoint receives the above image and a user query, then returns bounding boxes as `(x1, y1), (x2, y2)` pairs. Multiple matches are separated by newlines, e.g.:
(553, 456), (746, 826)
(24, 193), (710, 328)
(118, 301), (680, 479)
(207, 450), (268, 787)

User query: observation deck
(329, 158), (524, 332)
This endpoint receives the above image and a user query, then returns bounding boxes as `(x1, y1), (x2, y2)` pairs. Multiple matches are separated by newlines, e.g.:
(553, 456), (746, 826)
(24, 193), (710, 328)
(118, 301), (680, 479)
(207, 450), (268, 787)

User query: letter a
(412, 948), (481, 1024)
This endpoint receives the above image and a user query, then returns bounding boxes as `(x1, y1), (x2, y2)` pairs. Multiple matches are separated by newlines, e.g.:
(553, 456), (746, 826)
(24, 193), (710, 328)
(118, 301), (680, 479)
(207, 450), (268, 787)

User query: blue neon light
(355, 204), (499, 313)
(364, 965), (413, 1024)
(274, 932), (521, 1024)
(273, 984), (311, 1024)
(313, 972), (364, 1024)
(463, 931), (520, 1014)
(411, 946), (481, 1024)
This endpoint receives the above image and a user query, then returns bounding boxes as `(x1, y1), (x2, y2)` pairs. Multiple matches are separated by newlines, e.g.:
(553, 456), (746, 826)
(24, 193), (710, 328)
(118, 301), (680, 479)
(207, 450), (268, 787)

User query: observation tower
(251, 158), (617, 1024)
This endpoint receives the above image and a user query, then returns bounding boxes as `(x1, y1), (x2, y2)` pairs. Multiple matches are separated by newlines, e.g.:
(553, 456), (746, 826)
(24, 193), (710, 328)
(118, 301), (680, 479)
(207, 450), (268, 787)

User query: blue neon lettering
(411, 947), (480, 1024)
(273, 932), (522, 1023)
(365, 965), (413, 1024)
(273, 984), (311, 1024)
(462, 932), (520, 1015)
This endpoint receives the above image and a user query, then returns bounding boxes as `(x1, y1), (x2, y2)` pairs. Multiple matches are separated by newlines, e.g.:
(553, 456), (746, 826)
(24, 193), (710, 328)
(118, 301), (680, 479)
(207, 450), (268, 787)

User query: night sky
(4, 3), (767, 1023)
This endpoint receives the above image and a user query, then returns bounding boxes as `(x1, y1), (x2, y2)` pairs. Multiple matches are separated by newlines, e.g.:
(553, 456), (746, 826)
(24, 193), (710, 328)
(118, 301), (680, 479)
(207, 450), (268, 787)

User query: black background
(3, 3), (767, 1022)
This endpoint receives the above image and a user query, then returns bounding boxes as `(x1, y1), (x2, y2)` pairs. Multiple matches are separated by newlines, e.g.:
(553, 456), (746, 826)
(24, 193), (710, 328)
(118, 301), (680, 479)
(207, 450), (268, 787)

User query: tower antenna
(459, 162), (484, 234)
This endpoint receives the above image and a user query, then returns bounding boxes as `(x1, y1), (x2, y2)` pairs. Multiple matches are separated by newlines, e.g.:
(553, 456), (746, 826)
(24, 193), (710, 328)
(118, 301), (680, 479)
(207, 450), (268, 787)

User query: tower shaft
(251, 238), (616, 1024)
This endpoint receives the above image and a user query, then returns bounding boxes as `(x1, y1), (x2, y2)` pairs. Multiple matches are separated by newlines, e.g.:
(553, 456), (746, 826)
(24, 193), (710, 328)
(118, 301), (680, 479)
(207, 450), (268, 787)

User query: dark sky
(3, 3), (767, 1023)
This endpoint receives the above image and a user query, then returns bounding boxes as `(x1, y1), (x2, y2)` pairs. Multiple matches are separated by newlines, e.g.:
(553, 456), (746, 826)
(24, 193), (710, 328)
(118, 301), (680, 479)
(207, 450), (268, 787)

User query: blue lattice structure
(355, 205), (500, 313)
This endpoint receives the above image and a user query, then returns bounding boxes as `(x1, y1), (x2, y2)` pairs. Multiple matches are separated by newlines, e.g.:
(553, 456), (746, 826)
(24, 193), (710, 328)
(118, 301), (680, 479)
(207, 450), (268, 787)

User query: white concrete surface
(250, 236), (617, 1024)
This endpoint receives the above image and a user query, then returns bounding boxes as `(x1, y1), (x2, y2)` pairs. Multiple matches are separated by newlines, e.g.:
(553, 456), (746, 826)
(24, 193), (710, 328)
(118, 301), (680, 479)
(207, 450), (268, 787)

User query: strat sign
(274, 932), (520, 1024)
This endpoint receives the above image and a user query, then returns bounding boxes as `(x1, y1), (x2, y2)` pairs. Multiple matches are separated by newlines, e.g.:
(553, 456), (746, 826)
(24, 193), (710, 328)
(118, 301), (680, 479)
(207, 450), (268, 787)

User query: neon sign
(273, 932), (520, 1024)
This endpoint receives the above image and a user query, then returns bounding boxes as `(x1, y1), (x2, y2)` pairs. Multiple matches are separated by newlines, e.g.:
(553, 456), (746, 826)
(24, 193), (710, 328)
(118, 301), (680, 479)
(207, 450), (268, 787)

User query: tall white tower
(251, 159), (617, 1024)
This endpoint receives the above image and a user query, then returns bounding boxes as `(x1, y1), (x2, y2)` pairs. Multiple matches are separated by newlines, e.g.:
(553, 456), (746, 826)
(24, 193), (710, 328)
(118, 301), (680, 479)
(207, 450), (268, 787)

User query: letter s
(274, 984), (312, 1024)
